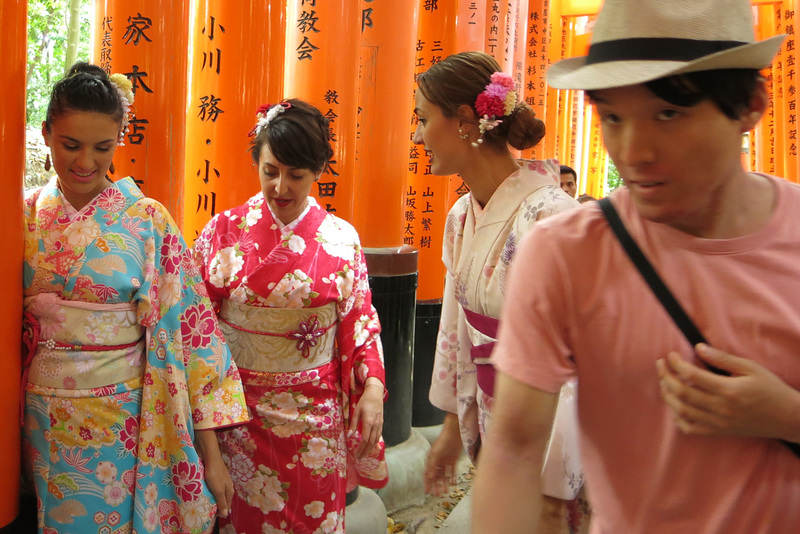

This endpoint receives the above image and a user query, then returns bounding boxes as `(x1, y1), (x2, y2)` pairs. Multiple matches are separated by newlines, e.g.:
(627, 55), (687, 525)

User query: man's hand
(657, 343), (800, 443)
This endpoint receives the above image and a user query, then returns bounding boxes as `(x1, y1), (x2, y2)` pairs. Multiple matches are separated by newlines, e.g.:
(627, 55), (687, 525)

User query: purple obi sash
(462, 307), (499, 397)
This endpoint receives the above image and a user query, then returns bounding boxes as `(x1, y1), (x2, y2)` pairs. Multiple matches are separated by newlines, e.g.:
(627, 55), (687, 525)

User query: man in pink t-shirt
(471, 1), (800, 533)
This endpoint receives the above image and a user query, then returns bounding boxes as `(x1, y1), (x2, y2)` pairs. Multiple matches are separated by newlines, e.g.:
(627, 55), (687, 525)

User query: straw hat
(547, 0), (786, 90)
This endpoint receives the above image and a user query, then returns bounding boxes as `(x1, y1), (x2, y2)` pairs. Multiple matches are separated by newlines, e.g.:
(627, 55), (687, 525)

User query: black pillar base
(364, 247), (418, 448)
(412, 300), (445, 427)
(0, 493), (35, 534)
(345, 486), (360, 506)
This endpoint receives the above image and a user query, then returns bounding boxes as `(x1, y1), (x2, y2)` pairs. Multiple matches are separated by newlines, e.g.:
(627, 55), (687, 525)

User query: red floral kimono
(194, 194), (387, 534)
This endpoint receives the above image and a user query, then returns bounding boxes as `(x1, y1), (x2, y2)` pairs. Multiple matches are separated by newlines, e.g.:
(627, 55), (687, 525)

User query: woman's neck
(460, 150), (521, 207)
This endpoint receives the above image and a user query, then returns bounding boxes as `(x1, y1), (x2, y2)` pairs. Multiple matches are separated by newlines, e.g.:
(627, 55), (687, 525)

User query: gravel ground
(386, 456), (474, 534)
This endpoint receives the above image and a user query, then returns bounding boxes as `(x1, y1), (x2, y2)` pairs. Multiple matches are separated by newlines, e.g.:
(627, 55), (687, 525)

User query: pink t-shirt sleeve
(492, 221), (578, 393)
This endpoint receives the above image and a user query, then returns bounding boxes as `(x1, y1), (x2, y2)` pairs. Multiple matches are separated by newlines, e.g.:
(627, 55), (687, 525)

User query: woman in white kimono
(413, 51), (589, 532)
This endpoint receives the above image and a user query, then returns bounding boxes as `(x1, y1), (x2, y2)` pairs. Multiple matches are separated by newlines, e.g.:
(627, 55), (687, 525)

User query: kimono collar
(266, 196), (314, 235)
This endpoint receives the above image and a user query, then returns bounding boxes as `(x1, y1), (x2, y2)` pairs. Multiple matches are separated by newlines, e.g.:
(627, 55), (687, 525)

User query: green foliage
(27, 0), (92, 126)
(606, 159), (623, 192)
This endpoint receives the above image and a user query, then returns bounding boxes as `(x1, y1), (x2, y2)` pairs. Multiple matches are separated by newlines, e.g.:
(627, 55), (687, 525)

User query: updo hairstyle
(249, 99), (334, 174)
(44, 62), (125, 132)
(416, 51), (545, 150)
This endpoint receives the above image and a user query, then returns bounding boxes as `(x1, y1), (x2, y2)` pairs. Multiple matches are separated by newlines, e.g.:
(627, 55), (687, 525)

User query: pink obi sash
(21, 294), (145, 424)
(462, 307), (499, 397)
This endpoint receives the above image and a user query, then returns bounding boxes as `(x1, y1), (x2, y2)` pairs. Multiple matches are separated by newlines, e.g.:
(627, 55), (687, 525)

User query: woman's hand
(195, 429), (234, 518)
(424, 412), (463, 496)
(657, 343), (800, 443)
(350, 377), (385, 458)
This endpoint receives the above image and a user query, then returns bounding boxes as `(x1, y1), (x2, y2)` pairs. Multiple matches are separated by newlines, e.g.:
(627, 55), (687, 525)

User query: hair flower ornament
(108, 73), (134, 146)
(249, 101), (292, 137)
(472, 71), (518, 147)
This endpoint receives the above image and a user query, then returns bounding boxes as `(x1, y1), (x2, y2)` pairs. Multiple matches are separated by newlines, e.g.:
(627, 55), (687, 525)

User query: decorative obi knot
(219, 300), (338, 373)
(22, 295), (144, 392)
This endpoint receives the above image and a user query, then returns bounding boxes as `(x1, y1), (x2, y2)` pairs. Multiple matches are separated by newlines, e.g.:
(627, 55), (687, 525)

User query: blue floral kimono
(22, 177), (249, 534)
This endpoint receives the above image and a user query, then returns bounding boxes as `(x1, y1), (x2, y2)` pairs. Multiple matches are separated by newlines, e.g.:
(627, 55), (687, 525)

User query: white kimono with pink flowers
(429, 159), (586, 502)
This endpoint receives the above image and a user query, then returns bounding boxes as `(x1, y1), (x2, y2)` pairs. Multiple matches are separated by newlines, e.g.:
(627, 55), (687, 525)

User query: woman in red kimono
(194, 99), (387, 534)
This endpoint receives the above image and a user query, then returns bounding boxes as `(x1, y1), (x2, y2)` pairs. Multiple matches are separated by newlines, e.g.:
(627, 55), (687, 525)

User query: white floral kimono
(429, 159), (585, 502)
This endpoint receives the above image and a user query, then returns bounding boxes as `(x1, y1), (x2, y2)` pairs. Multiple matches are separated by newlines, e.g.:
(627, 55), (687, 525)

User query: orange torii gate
(0, 2), (797, 526)
(0, 0), (26, 530)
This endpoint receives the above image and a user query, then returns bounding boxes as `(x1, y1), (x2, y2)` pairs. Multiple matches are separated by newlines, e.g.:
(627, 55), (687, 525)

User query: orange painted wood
(183, 0), (285, 240)
(92, 0), (190, 224)
(354, 0), (420, 247)
(0, 0), (26, 526)
(406, 0), (460, 301)
(521, 0), (549, 160)
(457, 0), (487, 51)
(283, 0), (360, 224)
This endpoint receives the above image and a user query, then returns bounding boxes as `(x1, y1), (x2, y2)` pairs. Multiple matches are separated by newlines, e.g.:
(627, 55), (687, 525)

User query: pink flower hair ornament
(249, 101), (292, 137)
(472, 72), (518, 147)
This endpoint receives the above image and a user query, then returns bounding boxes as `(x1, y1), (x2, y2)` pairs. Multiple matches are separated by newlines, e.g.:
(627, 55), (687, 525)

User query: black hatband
(586, 38), (748, 64)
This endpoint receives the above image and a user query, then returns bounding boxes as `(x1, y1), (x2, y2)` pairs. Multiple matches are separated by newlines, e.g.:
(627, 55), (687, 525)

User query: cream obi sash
(218, 300), (338, 373)
(23, 294), (145, 390)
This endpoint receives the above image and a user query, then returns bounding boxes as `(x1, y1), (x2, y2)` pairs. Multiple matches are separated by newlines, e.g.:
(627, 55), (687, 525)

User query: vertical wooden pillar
(284, 0), (359, 223)
(580, 98), (592, 190)
(408, 0), (459, 302)
(355, 0), (419, 247)
(183, 0), (285, 239)
(456, 0), (487, 51)
(779, 1), (798, 182)
(522, 0), (549, 160)
(557, 17), (574, 164)
(756, 5), (779, 175)
(0, 0), (26, 527)
(512, 0), (530, 96)
(771, 6), (787, 179)
(544, 0), (563, 160)
(92, 1), (190, 223)
(485, 0), (509, 68)
(584, 109), (605, 199)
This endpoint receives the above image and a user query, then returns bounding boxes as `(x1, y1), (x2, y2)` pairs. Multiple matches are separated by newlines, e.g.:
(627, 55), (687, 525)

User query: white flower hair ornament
(249, 101), (292, 137)
(108, 73), (134, 146)
(472, 72), (517, 147)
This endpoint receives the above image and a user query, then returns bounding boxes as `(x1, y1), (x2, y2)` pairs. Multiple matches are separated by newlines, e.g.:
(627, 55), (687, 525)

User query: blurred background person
(560, 165), (578, 198)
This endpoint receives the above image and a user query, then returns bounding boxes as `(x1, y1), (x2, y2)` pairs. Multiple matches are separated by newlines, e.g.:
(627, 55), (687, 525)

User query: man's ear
(740, 81), (768, 133)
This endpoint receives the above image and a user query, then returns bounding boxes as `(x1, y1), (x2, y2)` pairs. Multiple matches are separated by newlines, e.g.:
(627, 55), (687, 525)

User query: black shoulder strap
(598, 197), (800, 458)
(598, 197), (707, 347)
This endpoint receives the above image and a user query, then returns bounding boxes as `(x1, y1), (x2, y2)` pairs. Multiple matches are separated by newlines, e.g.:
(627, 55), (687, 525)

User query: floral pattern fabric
(427, 160), (589, 531)
(194, 195), (387, 534)
(22, 177), (248, 534)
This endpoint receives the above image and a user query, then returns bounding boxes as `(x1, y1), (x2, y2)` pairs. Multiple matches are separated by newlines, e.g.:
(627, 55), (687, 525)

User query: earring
(471, 136), (483, 148)
(44, 154), (51, 172)
(458, 128), (469, 140)
(109, 162), (116, 175)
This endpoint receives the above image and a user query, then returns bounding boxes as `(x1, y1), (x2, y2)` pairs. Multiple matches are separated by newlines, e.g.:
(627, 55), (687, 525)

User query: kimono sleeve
(337, 244), (385, 388)
(136, 200), (248, 438)
(428, 197), (470, 413)
(192, 213), (225, 311)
